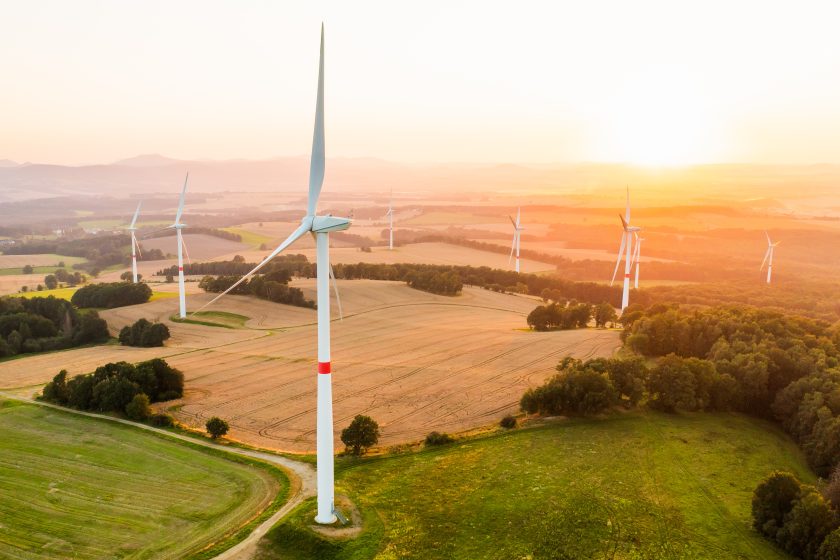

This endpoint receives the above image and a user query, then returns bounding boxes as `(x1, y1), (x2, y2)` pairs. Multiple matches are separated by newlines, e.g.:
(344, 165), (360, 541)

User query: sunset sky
(2, 0), (839, 166)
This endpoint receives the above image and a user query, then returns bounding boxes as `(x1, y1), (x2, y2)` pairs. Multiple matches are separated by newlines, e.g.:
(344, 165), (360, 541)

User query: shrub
(125, 393), (152, 421)
(41, 370), (69, 404)
(520, 358), (617, 416)
(424, 431), (454, 446)
(500, 415), (517, 429)
(150, 413), (175, 427)
(752, 471), (804, 541)
(646, 354), (697, 412)
(340, 414), (380, 455)
(206, 417), (229, 439)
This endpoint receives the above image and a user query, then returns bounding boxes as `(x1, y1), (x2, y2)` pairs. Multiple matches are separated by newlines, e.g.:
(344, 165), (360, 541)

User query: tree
(818, 528), (840, 560)
(41, 370), (69, 404)
(120, 271), (142, 282)
(44, 274), (58, 290)
(125, 393), (152, 421)
(206, 417), (229, 439)
(752, 471), (804, 541)
(594, 302), (618, 328)
(340, 414), (380, 455)
(777, 489), (838, 559)
(647, 354), (697, 412)
(22, 264), (33, 274)
(607, 357), (648, 407)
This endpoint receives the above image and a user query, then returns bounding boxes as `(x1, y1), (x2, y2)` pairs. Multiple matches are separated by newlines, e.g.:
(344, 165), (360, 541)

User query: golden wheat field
(97, 280), (618, 451)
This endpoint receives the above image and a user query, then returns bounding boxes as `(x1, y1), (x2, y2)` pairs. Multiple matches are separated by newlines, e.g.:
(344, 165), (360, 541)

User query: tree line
(0, 296), (108, 358)
(146, 226), (242, 243)
(621, 303), (840, 476)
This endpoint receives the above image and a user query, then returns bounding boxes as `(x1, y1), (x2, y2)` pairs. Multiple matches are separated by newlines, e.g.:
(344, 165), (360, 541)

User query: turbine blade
(509, 231), (516, 264)
(175, 173), (188, 224)
(760, 247), (770, 270)
(134, 236), (143, 258)
(631, 234), (640, 266)
(508, 215), (517, 227)
(619, 214), (629, 231)
(307, 24), (326, 217)
(329, 264), (343, 321)
(516, 207), (521, 227)
(130, 201), (142, 229)
(611, 232), (626, 286)
(192, 223), (309, 314)
(625, 186), (630, 222)
(181, 235), (191, 265)
(765, 231), (771, 245)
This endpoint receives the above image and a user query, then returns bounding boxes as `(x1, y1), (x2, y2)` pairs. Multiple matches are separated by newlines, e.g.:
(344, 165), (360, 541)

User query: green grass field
(171, 310), (250, 329)
(257, 412), (813, 559)
(0, 399), (288, 559)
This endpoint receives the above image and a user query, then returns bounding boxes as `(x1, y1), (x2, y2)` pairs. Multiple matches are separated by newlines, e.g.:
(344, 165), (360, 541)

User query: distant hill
(112, 154), (181, 167)
(0, 159), (19, 168)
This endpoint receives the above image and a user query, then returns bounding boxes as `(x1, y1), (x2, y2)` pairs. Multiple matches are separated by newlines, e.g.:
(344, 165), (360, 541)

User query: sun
(591, 71), (727, 167)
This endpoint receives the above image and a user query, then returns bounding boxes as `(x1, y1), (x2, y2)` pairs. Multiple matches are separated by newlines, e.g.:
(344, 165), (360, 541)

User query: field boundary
(0, 392), (316, 560)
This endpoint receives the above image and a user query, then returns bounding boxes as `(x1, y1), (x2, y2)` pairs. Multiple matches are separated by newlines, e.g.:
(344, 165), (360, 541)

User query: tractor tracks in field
(0, 392), (314, 560)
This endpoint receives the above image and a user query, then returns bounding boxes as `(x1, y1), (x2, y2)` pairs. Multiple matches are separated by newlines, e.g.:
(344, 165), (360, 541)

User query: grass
(257, 411), (813, 560)
(222, 226), (274, 249)
(171, 311), (250, 329)
(0, 398), (289, 559)
(0, 265), (71, 276)
(78, 219), (126, 229)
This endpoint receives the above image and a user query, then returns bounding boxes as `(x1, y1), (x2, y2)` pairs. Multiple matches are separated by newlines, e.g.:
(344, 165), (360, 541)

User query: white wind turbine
(127, 202), (142, 283)
(508, 207), (524, 273)
(169, 174), (190, 318)
(610, 187), (641, 311)
(760, 231), (780, 284)
(195, 25), (347, 524)
(386, 189), (394, 250)
(631, 234), (645, 289)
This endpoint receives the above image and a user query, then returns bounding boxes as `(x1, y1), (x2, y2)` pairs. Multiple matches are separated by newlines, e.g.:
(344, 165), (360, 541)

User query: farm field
(0, 254), (85, 269)
(257, 411), (812, 559)
(0, 398), (286, 560)
(100, 280), (620, 451)
(139, 233), (250, 261)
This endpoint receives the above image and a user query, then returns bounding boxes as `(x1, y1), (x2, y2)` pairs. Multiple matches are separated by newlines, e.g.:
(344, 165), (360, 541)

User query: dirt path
(0, 392), (314, 560)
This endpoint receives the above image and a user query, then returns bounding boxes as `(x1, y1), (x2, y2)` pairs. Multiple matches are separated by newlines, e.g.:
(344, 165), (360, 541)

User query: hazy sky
(2, 0), (840, 166)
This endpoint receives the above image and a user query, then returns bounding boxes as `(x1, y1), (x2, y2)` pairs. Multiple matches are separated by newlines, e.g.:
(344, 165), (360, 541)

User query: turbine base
(314, 513), (338, 525)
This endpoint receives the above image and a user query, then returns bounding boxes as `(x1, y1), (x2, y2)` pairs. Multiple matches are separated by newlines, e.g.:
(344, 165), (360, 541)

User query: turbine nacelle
(311, 215), (351, 233)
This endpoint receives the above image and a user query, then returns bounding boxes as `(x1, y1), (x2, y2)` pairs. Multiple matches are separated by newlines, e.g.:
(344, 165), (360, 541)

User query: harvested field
(1, 280), (620, 452)
(0, 254), (85, 269)
(139, 233), (249, 261)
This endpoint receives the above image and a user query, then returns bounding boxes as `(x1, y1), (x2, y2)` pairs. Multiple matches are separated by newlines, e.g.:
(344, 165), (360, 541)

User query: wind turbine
(760, 231), (780, 284)
(386, 189), (394, 250)
(127, 202), (142, 283)
(610, 187), (641, 311)
(169, 174), (189, 318)
(508, 207), (524, 273)
(631, 234), (645, 289)
(194, 25), (346, 524)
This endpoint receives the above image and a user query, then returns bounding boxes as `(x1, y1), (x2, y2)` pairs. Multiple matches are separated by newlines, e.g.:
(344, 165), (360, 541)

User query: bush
(825, 466), (840, 511)
(41, 370), (69, 404)
(150, 413), (175, 427)
(752, 471), (804, 541)
(500, 415), (517, 429)
(125, 393), (151, 421)
(340, 414), (380, 455)
(424, 431), (454, 446)
(71, 282), (152, 308)
(206, 417), (229, 439)
(118, 318), (170, 347)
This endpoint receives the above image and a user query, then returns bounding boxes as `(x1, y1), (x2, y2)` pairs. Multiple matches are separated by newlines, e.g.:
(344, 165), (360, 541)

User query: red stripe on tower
(318, 361), (331, 374)
(624, 273), (631, 278)
(178, 266), (184, 272)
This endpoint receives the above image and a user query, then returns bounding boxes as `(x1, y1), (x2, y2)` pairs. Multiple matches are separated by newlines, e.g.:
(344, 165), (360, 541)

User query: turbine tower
(127, 202), (142, 283)
(508, 208), (524, 273)
(610, 187), (641, 311)
(386, 189), (394, 250)
(760, 232), (780, 284)
(169, 174), (189, 318)
(195, 25), (346, 525)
